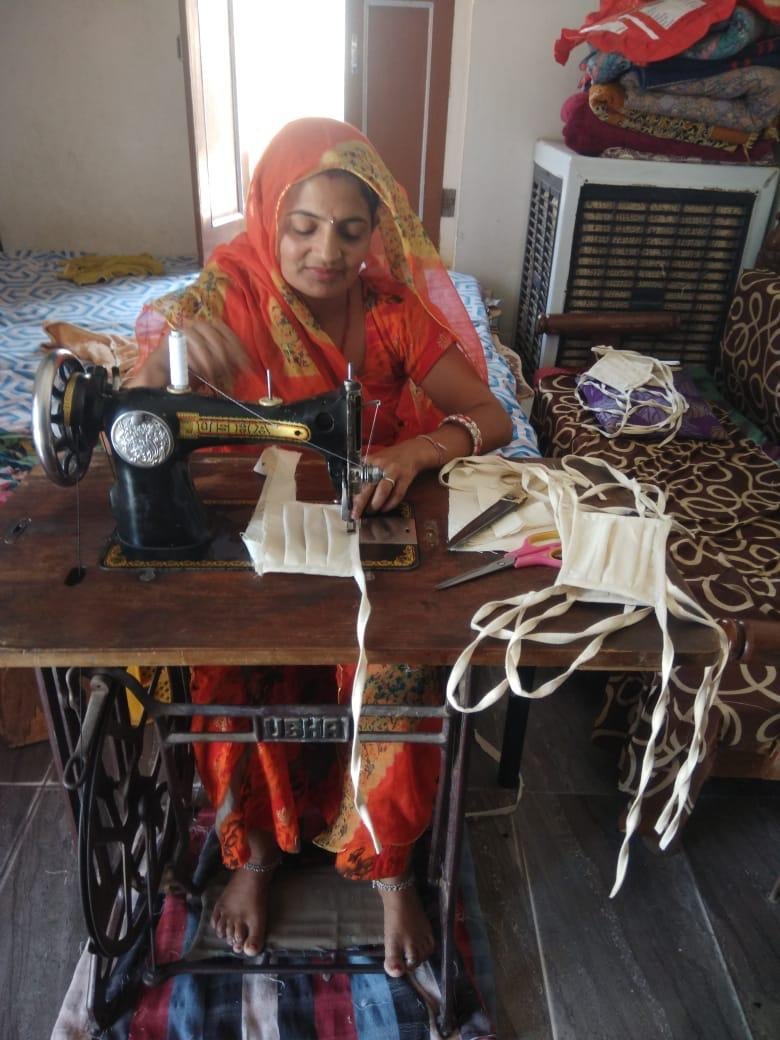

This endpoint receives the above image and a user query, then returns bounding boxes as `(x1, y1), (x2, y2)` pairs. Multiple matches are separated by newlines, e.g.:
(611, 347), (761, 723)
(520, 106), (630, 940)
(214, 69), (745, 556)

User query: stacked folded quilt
(558, 2), (780, 161)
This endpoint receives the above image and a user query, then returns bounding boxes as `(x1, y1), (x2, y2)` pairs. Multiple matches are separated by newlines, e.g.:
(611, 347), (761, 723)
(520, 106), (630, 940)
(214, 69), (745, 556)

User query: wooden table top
(0, 452), (721, 670)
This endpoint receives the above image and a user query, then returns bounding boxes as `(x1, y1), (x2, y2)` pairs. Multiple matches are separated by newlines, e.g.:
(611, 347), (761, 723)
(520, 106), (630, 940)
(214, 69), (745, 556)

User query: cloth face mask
(243, 447), (379, 852)
(584, 346), (655, 393)
(443, 455), (729, 896)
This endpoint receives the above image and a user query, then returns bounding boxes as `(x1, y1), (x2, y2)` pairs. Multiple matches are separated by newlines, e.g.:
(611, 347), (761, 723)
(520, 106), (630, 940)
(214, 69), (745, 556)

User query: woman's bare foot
(212, 831), (280, 957)
(375, 877), (435, 977)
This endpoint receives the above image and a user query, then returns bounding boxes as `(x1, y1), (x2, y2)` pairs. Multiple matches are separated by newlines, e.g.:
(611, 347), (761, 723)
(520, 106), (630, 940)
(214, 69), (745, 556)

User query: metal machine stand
(38, 663), (477, 1036)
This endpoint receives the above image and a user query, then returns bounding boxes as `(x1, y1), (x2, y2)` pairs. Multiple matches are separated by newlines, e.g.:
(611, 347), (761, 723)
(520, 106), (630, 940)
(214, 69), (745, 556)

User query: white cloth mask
(443, 455), (729, 895)
(556, 510), (672, 607)
(243, 447), (379, 853)
(585, 347), (654, 393)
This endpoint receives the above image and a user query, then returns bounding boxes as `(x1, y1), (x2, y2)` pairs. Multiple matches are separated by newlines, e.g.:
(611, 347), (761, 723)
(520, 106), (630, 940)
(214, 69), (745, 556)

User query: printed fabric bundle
(558, 1), (780, 160)
(440, 454), (729, 897)
(575, 345), (725, 442)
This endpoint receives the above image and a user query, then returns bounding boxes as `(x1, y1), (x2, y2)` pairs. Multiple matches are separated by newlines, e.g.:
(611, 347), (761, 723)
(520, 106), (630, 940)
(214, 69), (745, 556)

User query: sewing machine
(31, 347), (383, 557)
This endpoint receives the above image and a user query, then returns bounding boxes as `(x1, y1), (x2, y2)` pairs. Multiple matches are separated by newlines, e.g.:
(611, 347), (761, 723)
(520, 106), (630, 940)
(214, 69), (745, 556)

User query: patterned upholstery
(532, 333), (780, 839)
(719, 268), (780, 445)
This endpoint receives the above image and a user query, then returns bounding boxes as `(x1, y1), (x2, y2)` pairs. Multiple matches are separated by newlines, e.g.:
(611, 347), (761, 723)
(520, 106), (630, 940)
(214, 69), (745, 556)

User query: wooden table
(0, 452), (720, 671)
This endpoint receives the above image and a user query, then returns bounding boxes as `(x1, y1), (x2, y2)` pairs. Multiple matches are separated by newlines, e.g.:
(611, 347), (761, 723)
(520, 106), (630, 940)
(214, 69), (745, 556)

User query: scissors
(446, 491), (527, 550)
(436, 530), (562, 590)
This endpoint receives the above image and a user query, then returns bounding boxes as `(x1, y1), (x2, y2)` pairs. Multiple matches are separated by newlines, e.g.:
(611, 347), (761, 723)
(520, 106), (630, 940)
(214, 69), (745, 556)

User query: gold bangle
(417, 433), (447, 467)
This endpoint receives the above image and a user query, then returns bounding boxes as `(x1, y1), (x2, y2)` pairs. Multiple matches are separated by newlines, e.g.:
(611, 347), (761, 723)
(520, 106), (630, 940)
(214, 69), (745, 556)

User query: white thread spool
(168, 329), (189, 391)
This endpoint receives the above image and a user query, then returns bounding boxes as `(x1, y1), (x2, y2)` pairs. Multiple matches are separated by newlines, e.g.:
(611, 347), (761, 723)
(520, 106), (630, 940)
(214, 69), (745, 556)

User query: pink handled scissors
(436, 530), (562, 590)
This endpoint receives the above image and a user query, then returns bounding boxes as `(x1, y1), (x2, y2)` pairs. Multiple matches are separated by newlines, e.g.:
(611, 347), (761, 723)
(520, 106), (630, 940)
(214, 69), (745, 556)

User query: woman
(130, 117), (512, 976)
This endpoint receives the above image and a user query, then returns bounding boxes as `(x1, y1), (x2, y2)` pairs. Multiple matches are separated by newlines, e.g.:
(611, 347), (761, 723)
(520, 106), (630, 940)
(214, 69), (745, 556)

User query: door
(345, 0), (454, 246)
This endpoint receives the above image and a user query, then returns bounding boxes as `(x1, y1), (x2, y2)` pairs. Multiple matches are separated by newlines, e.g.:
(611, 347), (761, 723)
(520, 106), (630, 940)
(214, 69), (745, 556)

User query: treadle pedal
(186, 863), (385, 958)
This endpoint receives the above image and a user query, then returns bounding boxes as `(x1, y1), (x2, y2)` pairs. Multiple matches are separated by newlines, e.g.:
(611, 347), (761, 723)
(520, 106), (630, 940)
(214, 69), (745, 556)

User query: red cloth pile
(556, 1), (780, 162)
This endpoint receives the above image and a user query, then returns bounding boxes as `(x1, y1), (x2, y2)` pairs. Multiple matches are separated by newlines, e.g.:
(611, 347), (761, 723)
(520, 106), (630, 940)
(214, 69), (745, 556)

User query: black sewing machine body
(33, 350), (378, 557)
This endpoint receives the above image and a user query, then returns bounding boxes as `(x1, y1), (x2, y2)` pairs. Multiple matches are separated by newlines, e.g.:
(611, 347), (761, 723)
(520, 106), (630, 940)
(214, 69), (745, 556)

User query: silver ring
(381, 476), (396, 487)
(405, 957), (417, 968)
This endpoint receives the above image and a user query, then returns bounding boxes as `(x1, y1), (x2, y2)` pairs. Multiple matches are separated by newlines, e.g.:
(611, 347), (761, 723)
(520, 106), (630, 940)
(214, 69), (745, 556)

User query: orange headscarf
(137, 118), (486, 428)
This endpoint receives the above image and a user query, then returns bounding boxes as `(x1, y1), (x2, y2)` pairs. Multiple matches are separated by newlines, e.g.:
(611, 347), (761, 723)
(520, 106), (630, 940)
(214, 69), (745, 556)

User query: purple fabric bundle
(577, 369), (727, 440)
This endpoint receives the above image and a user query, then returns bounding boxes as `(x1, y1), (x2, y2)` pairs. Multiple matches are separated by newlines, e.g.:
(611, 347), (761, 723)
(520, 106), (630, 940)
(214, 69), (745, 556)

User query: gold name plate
(177, 412), (310, 442)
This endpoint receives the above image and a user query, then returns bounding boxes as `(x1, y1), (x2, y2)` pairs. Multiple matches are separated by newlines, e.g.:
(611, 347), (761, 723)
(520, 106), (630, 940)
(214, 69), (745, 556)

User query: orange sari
(135, 118), (487, 878)
(136, 117), (486, 432)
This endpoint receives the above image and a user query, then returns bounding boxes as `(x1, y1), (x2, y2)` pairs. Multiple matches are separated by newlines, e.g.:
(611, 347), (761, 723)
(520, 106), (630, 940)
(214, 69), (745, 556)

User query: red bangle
(439, 413), (483, 455)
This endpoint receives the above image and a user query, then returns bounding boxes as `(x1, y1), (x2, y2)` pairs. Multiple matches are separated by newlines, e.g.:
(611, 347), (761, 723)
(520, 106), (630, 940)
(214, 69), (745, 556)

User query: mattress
(448, 271), (539, 458)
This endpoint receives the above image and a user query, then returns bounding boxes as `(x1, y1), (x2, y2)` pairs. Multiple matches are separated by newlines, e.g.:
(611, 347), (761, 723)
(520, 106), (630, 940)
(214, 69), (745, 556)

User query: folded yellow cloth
(59, 253), (164, 285)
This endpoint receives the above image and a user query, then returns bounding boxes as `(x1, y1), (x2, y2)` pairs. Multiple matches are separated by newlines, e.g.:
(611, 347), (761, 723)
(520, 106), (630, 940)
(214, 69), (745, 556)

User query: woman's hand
(351, 438), (434, 518)
(126, 318), (248, 393)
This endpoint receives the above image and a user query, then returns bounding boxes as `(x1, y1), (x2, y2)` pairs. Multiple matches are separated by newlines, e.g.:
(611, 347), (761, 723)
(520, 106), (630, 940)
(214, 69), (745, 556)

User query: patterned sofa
(531, 268), (780, 842)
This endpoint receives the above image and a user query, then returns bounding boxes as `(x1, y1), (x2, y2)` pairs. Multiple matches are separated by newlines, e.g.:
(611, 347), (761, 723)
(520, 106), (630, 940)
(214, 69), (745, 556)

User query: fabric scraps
(40, 320), (140, 383)
(59, 253), (164, 285)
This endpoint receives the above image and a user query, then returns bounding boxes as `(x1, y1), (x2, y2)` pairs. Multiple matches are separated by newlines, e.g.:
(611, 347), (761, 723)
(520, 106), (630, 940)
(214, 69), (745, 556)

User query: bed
(0, 250), (538, 455)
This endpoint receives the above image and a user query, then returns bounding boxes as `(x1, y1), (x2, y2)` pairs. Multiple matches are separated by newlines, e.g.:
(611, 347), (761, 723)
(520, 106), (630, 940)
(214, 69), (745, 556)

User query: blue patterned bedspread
(0, 250), (199, 433)
(0, 251), (539, 458)
(448, 271), (539, 459)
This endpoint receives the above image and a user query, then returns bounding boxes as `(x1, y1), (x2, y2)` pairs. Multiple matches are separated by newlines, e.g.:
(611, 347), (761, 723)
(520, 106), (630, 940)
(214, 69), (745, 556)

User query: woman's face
(278, 172), (373, 303)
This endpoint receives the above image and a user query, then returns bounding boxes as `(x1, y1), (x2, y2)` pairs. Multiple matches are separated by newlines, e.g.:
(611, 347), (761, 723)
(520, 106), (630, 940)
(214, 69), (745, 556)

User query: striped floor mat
(52, 820), (495, 1040)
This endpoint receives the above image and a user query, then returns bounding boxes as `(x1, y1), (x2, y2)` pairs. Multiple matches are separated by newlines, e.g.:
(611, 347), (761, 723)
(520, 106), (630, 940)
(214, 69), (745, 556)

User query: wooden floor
(0, 672), (778, 1039)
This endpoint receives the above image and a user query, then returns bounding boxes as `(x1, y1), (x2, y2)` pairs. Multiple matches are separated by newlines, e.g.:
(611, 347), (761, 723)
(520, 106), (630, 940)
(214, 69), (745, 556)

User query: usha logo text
(176, 413), (310, 441)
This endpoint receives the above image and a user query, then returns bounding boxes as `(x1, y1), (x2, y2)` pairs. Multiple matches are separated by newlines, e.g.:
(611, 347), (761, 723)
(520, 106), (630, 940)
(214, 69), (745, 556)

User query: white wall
(443, 0), (589, 342)
(0, 0), (196, 256)
(1, 0), (585, 285)
(4, 1), (773, 339)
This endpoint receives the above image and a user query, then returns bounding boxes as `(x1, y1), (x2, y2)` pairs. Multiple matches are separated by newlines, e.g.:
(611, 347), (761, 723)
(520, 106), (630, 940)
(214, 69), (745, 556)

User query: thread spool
(168, 329), (189, 392)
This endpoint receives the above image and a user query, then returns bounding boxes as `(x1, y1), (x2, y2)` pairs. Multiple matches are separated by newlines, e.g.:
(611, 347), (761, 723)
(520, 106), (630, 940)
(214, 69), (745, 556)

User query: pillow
(577, 369), (727, 440)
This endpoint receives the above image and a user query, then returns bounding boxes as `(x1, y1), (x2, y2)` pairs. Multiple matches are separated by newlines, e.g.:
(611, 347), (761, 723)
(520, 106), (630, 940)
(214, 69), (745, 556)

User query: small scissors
(436, 530), (562, 590)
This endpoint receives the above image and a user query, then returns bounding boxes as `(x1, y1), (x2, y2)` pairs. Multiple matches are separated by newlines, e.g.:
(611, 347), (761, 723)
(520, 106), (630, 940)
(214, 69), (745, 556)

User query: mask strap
(243, 447), (381, 854)
(652, 582), (729, 843)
